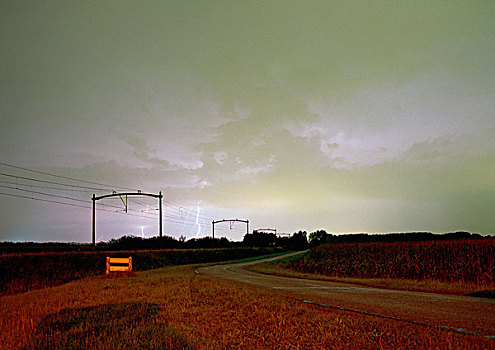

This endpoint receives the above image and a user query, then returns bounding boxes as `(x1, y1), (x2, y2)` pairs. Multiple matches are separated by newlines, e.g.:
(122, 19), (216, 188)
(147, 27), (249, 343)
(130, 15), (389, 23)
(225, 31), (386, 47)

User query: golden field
(1, 263), (493, 349)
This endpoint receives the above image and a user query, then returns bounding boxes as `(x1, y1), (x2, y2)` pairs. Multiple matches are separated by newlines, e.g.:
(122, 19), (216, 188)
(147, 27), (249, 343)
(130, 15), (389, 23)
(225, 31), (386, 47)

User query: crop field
(1, 263), (493, 349)
(0, 247), (283, 296)
(283, 239), (495, 289)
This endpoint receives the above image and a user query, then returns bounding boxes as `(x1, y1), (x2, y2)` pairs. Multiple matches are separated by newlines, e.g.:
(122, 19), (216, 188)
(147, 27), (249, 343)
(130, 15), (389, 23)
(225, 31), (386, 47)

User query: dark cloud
(1, 1), (494, 240)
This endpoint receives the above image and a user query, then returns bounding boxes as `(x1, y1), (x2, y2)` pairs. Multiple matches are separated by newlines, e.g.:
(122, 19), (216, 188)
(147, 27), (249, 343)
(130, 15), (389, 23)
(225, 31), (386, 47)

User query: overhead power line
(0, 184), (91, 204)
(0, 191), (93, 209)
(0, 179), (92, 193)
(0, 172), (111, 191)
(0, 191), (158, 221)
(163, 200), (218, 221)
(1, 161), (248, 236)
(0, 161), (135, 191)
(0, 183), (158, 215)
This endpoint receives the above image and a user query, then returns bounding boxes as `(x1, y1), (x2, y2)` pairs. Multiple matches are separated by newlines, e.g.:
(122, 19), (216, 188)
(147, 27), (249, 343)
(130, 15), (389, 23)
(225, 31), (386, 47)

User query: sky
(1, 1), (494, 242)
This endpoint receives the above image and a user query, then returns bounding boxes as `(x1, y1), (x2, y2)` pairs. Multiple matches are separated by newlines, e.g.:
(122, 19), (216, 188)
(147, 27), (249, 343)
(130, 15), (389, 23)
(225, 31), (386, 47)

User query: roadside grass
(25, 302), (192, 350)
(1, 263), (493, 349)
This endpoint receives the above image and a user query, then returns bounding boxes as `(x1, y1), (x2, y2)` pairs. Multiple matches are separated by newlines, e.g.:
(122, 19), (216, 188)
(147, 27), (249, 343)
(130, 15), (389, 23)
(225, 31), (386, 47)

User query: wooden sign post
(106, 256), (132, 275)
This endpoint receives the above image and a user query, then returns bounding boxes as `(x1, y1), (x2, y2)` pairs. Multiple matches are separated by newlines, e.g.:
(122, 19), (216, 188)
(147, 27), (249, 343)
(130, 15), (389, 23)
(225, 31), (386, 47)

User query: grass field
(1, 263), (493, 349)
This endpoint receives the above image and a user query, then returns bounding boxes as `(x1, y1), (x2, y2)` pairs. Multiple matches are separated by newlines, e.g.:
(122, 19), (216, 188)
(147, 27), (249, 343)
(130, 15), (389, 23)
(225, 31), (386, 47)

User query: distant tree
(185, 237), (214, 249)
(108, 235), (145, 250)
(158, 235), (183, 249)
(444, 231), (472, 240)
(275, 235), (289, 247)
(108, 235), (184, 250)
(287, 230), (309, 250)
(218, 237), (231, 248)
(243, 231), (277, 247)
(308, 230), (329, 247)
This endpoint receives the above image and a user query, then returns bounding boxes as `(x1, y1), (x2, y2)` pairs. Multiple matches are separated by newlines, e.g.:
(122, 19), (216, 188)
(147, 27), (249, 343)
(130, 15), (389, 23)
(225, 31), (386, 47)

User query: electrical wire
(0, 191), (93, 209)
(163, 200), (219, 221)
(0, 185), (241, 232)
(0, 179), (93, 193)
(0, 172), (112, 191)
(0, 191), (160, 221)
(0, 184), (92, 204)
(0, 167), (223, 223)
(0, 162), (249, 236)
(0, 183), (160, 218)
(0, 161), (135, 191)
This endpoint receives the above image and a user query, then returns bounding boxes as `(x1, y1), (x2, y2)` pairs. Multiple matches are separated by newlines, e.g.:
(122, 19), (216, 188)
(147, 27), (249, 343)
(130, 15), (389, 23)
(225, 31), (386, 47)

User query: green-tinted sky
(1, 1), (494, 241)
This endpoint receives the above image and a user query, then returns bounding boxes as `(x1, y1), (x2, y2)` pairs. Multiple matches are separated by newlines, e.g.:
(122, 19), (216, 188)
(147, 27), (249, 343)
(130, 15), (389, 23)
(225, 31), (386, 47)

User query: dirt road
(198, 252), (495, 339)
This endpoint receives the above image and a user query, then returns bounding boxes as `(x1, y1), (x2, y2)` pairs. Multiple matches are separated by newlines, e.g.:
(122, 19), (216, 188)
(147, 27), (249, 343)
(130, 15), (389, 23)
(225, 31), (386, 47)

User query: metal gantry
(211, 219), (249, 239)
(255, 228), (277, 235)
(92, 191), (163, 251)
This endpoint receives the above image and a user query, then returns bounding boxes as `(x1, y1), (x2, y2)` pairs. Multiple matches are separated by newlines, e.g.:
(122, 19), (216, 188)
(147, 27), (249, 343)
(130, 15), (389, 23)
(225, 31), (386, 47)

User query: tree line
(105, 230), (310, 251)
(307, 230), (487, 247)
(1, 230), (489, 253)
(0, 231), (310, 252)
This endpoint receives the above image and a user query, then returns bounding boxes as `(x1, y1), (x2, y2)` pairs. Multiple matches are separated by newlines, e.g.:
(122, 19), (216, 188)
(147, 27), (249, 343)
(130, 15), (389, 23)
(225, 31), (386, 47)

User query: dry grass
(1, 265), (493, 349)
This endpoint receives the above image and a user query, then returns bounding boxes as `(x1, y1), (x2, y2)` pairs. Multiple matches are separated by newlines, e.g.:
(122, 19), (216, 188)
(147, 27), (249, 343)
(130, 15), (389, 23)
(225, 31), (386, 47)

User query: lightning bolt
(195, 202), (202, 238)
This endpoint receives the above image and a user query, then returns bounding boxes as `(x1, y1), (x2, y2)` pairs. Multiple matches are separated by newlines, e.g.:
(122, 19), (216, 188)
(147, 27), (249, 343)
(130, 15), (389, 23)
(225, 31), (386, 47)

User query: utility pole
(92, 194), (96, 251)
(92, 191), (163, 250)
(212, 219), (250, 239)
(159, 191), (163, 249)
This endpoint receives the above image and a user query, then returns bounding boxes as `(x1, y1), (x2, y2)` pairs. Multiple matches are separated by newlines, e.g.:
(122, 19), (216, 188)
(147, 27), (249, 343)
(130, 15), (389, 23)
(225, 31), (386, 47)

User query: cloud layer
(1, 1), (494, 241)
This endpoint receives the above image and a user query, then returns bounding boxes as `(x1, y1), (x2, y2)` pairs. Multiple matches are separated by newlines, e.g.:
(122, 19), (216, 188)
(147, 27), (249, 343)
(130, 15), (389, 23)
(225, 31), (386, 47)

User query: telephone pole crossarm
(255, 228), (277, 235)
(91, 191), (164, 251)
(211, 219), (250, 238)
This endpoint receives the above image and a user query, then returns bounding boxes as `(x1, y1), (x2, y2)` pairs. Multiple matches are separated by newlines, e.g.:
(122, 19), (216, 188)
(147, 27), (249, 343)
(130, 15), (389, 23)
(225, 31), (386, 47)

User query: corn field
(285, 239), (495, 285)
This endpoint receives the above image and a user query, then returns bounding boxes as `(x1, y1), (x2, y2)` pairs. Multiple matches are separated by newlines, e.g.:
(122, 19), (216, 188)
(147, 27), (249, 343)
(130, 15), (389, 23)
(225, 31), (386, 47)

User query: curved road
(198, 252), (495, 339)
